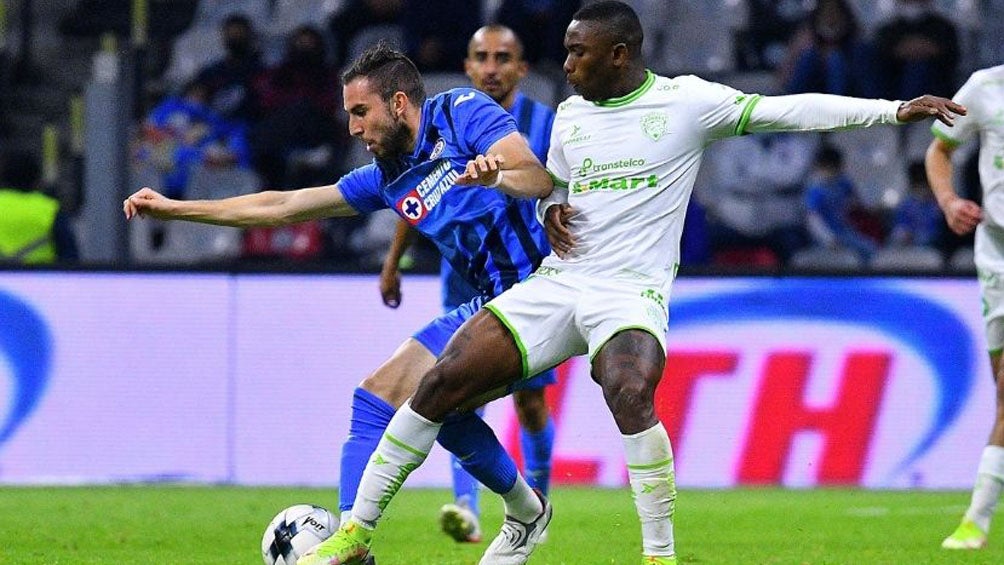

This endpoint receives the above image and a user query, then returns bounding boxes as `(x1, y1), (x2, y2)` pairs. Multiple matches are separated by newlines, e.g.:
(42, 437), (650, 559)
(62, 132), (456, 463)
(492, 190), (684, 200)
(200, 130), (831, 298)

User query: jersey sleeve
(678, 75), (755, 143)
(932, 71), (982, 147)
(336, 163), (387, 214)
(449, 89), (519, 155)
(545, 113), (570, 188)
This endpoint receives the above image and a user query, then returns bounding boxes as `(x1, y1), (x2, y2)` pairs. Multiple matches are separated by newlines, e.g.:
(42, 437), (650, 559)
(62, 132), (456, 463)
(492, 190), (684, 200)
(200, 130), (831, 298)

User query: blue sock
(448, 407), (485, 516)
(437, 411), (517, 503)
(520, 417), (554, 495)
(338, 388), (396, 513)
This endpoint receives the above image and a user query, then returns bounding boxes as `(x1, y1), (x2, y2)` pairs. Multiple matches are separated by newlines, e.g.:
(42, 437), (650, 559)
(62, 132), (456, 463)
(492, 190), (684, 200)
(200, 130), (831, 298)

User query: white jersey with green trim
(544, 71), (759, 282)
(932, 65), (1004, 230)
(543, 70), (901, 283)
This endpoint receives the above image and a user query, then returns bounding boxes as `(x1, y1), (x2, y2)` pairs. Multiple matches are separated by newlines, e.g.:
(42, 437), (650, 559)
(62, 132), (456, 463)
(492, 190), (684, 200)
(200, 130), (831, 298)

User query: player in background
(377, 25), (557, 545)
(124, 43), (557, 564)
(308, 2), (966, 565)
(927, 64), (1004, 551)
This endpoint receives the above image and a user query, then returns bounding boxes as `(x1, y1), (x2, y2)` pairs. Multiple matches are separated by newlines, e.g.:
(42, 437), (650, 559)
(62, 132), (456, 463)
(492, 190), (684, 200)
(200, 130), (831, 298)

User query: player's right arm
(926, 137), (982, 236)
(123, 184), (359, 226)
(924, 70), (984, 236)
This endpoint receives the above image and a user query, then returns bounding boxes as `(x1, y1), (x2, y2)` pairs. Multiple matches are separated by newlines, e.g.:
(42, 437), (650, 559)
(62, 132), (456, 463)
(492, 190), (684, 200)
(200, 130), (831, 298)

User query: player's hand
(123, 187), (174, 220)
(545, 203), (577, 258)
(896, 95), (966, 126)
(379, 264), (402, 308)
(942, 196), (982, 235)
(456, 154), (505, 187)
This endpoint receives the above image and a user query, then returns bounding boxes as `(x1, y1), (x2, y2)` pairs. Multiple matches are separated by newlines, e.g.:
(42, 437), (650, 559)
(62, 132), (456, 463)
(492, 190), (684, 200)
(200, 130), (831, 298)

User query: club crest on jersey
(429, 138), (446, 160)
(398, 190), (428, 225)
(641, 112), (669, 141)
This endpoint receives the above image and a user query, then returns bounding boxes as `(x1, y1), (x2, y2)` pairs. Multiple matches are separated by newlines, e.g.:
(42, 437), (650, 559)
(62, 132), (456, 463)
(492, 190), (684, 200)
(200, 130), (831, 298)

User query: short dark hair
(469, 25), (525, 60)
(341, 41), (426, 104)
(0, 150), (42, 191)
(572, 1), (643, 57)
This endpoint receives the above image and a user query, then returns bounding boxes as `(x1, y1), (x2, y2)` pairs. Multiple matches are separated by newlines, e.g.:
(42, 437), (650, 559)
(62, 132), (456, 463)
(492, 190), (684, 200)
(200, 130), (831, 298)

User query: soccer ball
(261, 504), (338, 565)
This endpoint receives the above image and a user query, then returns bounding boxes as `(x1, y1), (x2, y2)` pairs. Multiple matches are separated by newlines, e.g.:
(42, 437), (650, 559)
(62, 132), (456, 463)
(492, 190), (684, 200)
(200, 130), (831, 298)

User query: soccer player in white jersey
(303, 2), (964, 564)
(928, 64), (1004, 551)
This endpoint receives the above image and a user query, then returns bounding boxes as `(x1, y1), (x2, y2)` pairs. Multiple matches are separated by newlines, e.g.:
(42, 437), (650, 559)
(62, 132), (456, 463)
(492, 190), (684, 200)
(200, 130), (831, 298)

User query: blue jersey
(509, 91), (555, 164)
(338, 88), (550, 299)
(440, 91), (555, 309)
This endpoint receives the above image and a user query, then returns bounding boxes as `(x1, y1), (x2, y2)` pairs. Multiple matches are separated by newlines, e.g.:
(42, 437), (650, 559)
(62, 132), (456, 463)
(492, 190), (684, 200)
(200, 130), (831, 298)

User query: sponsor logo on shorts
(534, 266), (561, 277)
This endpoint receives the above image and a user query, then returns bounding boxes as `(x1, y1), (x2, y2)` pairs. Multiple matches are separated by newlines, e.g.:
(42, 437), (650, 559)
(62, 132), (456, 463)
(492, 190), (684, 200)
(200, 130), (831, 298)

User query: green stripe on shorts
(483, 303), (530, 379)
(590, 325), (665, 362)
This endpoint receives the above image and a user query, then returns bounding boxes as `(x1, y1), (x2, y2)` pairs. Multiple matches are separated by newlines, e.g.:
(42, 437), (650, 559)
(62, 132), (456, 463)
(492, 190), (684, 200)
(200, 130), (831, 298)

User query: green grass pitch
(1, 486), (1003, 564)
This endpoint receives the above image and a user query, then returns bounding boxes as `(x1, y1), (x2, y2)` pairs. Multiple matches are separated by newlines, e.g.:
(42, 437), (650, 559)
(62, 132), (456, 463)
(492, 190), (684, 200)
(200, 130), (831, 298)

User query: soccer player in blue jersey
(124, 43), (555, 564)
(377, 25), (557, 545)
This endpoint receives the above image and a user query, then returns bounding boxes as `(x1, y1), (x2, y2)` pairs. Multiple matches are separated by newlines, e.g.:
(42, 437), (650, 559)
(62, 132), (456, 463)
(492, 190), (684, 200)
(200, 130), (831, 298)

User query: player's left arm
(740, 93), (966, 135)
(455, 131), (553, 198)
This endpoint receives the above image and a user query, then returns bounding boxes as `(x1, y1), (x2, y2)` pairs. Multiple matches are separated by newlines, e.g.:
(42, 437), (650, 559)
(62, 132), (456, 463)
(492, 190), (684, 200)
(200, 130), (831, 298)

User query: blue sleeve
(450, 89), (518, 155)
(337, 164), (387, 214)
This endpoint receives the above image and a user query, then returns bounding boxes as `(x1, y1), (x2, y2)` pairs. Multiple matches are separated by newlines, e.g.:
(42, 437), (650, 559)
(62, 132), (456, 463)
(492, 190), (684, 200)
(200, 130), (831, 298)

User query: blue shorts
(413, 294), (557, 391)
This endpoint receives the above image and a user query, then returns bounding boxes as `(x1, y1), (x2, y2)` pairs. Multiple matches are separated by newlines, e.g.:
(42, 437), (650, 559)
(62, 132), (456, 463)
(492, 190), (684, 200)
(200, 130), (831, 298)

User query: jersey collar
(592, 69), (655, 108)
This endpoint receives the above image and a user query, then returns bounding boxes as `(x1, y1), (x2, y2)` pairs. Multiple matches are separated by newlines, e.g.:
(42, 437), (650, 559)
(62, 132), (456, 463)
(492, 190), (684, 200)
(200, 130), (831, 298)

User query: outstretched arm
(925, 137), (982, 235)
(123, 183), (358, 227)
(743, 93), (965, 134)
(455, 131), (553, 199)
(379, 219), (416, 308)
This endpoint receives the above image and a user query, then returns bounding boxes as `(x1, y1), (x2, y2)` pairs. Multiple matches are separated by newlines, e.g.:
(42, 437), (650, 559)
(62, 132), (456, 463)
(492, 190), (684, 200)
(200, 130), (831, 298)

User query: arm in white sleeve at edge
(742, 93), (902, 134)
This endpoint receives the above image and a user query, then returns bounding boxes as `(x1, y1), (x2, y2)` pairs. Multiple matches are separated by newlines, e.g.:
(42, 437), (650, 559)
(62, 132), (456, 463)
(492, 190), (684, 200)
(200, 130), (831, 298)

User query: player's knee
(514, 388), (545, 413)
(601, 376), (655, 417)
(360, 364), (419, 408)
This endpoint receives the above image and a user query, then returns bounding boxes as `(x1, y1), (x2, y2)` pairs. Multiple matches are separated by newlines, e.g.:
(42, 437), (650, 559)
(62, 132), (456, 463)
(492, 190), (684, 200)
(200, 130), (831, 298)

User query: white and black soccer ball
(261, 504), (338, 565)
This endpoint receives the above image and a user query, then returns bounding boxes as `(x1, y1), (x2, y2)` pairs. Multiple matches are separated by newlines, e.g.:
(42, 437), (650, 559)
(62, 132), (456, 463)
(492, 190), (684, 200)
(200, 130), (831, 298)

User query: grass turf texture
(1, 486), (1003, 564)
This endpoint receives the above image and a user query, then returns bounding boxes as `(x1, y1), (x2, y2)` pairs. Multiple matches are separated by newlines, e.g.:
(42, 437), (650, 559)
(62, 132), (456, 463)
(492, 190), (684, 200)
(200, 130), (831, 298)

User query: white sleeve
(538, 111), (571, 225)
(932, 71), (981, 147)
(536, 186), (568, 226)
(545, 116), (570, 187)
(741, 93), (902, 134)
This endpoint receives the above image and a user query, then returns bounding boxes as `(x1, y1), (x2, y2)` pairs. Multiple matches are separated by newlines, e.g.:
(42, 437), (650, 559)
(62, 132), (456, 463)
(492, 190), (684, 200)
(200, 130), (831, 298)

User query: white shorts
(975, 224), (1004, 352)
(483, 268), (671, 378)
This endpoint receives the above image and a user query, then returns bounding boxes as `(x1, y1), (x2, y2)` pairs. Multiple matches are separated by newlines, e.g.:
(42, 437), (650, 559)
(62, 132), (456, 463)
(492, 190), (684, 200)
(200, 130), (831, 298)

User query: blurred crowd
(2, 0), (995, 271)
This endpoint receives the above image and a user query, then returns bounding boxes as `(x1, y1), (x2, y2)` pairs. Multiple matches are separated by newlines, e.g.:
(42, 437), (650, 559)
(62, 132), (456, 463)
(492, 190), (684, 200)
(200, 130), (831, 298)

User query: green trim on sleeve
(483, 303), (530, 379)
(548, 170), (569, 188)
(931, 126), (962, 148)
(588, 325), (664, 362)
(734, 94), (763, 136)
(989, 346), (1003, 357)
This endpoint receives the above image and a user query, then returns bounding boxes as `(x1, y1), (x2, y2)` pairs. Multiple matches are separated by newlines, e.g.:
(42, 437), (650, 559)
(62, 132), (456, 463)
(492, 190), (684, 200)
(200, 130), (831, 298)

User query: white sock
(501, 473), (544, 523)
(965, 445), (1004, 532)
(623, 423), (676, 557)
(351, 401), (441, 528)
